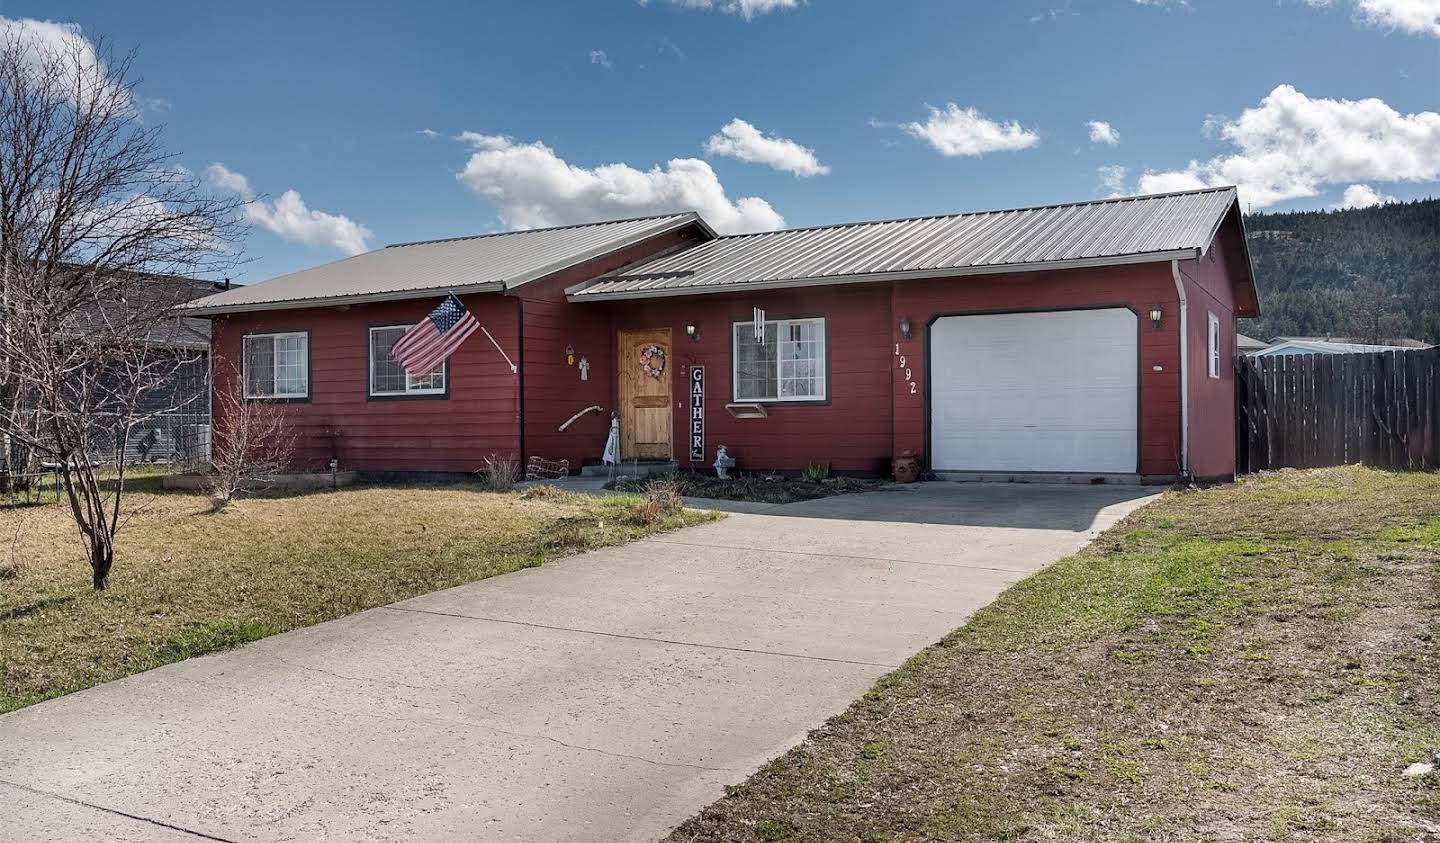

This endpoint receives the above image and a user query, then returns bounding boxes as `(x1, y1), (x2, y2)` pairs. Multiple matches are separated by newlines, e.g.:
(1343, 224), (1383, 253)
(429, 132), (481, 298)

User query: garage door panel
(929, 309), (1138, 474)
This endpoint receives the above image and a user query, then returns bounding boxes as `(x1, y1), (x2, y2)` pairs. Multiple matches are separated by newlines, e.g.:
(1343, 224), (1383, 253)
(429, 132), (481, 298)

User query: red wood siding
(1182, 230), (1242, 480)
(890, 263), (1184, 478)
(516, 225), (707, 469)
(211, 293), (521, 473)
(590, 285), (896, 473)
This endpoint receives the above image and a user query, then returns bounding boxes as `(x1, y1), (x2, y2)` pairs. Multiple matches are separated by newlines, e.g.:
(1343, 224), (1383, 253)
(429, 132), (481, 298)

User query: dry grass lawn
(669, 467), (1440, 843)
(0, 480), (715, 714)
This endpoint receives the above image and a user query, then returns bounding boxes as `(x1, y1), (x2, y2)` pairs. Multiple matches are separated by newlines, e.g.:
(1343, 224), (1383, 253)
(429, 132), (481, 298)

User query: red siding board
(211, 293), (521, 474)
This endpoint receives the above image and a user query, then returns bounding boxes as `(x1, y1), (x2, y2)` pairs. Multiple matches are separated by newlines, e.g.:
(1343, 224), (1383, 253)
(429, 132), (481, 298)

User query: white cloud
(1137, 85), (1440, 208)
(900, 103), (1041, 157)
(703, 118), (829, 177)
(636, 0), (802, 19)
(453, 132), (783, 234)
(0, 17), (129, 109)
(205, 162), (372, 255)
(1088, 120), (1121, 146)
(1357, 0), (1440, 36)
(1337, 183), (1398, 208)
(417, 128), (441, 139)
(1097, 165), (1130, 197)
(204, 163), (253, 198)
(589, 49), (614, 70)
(1133, 0), (1190, 7)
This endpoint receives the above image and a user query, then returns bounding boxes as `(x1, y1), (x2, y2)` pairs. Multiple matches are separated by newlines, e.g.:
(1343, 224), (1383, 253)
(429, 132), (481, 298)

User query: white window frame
(1207, 312), (1222, 379)
(368, 325), (447, 397)
(243, 331), (309, 399)
(731, 316), (828, 403)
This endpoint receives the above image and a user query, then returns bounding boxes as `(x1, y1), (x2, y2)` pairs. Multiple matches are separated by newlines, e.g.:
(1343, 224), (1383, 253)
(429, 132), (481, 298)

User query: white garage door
(930, 308), (1138, 474)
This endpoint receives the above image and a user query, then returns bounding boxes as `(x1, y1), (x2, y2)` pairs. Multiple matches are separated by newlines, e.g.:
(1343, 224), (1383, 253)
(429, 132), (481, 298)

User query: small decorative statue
(713, 445), (735, 479)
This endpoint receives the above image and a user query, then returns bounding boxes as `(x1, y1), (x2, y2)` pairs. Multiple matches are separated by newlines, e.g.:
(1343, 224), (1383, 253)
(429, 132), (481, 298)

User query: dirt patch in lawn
(609, 471), (886, 504)
(0, 482), (715, 713)
(668, 467), (1440, 842)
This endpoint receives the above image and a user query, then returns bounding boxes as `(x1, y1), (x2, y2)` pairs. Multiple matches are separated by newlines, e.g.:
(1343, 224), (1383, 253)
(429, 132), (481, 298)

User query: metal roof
(183, 213), (708, 314)
(1259, 339), (1434, 356)
(569, 187), (1240, 301)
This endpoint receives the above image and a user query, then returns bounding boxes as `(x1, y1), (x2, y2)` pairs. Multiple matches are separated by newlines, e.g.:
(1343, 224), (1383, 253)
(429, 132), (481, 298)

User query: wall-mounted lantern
(1149, 305), (1163, 330)
(899, 316), (912, 340)
(685, 322), (698, 341)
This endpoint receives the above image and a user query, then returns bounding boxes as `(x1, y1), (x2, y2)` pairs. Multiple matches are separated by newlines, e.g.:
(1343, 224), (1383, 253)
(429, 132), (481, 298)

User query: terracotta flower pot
(892, 453), (920, 484)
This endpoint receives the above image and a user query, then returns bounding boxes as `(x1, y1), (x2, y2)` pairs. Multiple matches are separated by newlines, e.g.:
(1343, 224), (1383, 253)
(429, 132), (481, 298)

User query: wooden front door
(618, 328), (673, 460)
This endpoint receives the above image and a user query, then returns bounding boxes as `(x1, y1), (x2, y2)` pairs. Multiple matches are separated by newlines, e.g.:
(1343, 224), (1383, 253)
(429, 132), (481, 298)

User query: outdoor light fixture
(685, 322), (698, 341)
(899, 316), (912, 340)
(1149, 305), (1163, 329)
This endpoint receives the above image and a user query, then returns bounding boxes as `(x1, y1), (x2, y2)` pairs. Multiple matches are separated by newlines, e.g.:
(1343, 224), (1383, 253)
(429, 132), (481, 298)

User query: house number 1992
(895, 344), (917, 395)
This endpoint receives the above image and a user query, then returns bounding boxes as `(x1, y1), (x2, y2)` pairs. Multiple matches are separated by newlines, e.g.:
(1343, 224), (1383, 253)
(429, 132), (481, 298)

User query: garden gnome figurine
(713, 445), (735, 479)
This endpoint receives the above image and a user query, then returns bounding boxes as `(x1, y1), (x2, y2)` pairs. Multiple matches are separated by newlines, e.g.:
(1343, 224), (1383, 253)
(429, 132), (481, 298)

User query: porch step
(579, 460), (677, 479)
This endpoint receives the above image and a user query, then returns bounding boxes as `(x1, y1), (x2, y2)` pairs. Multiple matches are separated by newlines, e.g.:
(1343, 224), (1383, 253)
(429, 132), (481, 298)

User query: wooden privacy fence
(1236, 348), (1439, 474)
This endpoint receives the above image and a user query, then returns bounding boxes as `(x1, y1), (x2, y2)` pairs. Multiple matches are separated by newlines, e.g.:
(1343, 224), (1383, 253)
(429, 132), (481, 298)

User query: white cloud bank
(901, 104), (1041, 157)
(704, 118), (829, 176)
(1305, 0), (1440, 36)
(1088, 120), (1121, 146)
(205, 163), (372, 255)
(637, 0), (802, 19)
(1137, 85), (1440, 208)
(454, 133), (783, 234)
(1337, 184), (1398, 208)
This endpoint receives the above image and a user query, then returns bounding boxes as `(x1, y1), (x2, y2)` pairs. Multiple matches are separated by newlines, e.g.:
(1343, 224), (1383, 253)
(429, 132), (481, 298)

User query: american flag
(389, 294), (481, 376)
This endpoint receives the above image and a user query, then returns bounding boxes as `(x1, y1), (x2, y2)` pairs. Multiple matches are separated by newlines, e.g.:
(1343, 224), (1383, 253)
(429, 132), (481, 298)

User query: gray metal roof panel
(183, 213), (704, 313)
(570, 187), (1238, 299)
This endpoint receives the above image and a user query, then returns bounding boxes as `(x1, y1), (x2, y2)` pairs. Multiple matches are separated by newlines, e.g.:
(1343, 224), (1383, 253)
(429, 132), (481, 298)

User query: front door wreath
(640, 343), (666, 379)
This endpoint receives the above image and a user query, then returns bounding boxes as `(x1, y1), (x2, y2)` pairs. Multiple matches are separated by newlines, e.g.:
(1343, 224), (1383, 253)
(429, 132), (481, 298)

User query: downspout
(515, 298), (526, 464)
(1170, 260), (1190, 480)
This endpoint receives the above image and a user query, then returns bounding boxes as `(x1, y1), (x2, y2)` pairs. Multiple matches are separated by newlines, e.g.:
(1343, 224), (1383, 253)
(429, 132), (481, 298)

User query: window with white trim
(732, 317), (827, 402)
(369, 326), (446, 396)
(1207, 312), (1222, 379)
(243, 332), (308, 399)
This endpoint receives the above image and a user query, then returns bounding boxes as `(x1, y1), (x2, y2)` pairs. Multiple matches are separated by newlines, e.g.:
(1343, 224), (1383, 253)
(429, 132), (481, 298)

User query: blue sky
(6, 0), (1438, 283)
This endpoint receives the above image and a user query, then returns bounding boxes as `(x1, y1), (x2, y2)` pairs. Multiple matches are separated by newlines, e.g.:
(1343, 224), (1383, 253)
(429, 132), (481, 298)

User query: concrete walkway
(0, 482), (1156, 842)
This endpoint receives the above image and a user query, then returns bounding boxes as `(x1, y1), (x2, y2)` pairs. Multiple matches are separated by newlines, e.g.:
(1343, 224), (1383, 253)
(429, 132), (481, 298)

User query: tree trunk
(90, 534), (113, 591)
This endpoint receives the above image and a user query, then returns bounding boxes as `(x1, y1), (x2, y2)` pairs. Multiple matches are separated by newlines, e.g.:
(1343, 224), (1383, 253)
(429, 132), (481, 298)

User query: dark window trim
(241, 329), (312, 404)
(727, 313), (832, 406)
(366, 323), (451, 401)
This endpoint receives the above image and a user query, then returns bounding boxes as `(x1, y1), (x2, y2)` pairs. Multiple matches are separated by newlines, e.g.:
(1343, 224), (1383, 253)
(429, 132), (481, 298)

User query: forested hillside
(1241, 198), (1440, 343)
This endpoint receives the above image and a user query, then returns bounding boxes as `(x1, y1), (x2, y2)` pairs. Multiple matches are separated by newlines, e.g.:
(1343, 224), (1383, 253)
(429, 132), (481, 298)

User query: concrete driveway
(0, 482), (1155, 842)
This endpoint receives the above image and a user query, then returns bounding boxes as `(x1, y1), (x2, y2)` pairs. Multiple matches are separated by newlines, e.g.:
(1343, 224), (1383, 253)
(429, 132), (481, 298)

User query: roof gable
(183, 213), (709, 314)
(569, 187), (1244, 301)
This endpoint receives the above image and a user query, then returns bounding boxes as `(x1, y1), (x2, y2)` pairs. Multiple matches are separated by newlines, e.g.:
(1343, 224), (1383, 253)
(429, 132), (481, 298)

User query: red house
(185, 187), (1258, 483)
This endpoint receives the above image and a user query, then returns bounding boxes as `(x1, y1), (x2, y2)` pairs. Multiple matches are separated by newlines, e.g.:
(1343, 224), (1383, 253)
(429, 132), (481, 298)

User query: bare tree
(0, 28), (241, 588)
(206, 363), (294, 510)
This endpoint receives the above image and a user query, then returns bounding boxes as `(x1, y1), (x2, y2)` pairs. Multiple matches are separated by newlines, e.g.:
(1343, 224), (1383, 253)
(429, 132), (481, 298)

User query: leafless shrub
(206, 364), (295, 511)
(547, 522), (589, 550)
(635, 477), (684, 525)
(0, 28), (242, 588)
(478, 454), (518, 492)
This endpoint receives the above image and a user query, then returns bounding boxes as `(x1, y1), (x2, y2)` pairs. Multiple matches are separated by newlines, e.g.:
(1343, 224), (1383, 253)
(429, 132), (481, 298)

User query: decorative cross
(578, 356), (590, 381)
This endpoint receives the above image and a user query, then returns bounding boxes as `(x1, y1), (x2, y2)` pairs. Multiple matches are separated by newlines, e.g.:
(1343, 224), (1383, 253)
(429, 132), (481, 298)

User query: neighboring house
(1237, 333), (1270, 355)
(2, 273), (224, 472)
(1257, 336), (1434, 357)
(184, 186), (1259, 483)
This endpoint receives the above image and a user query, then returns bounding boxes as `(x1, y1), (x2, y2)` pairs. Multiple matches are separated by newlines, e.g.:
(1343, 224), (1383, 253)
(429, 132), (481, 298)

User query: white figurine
(713, 445), (735, 479)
